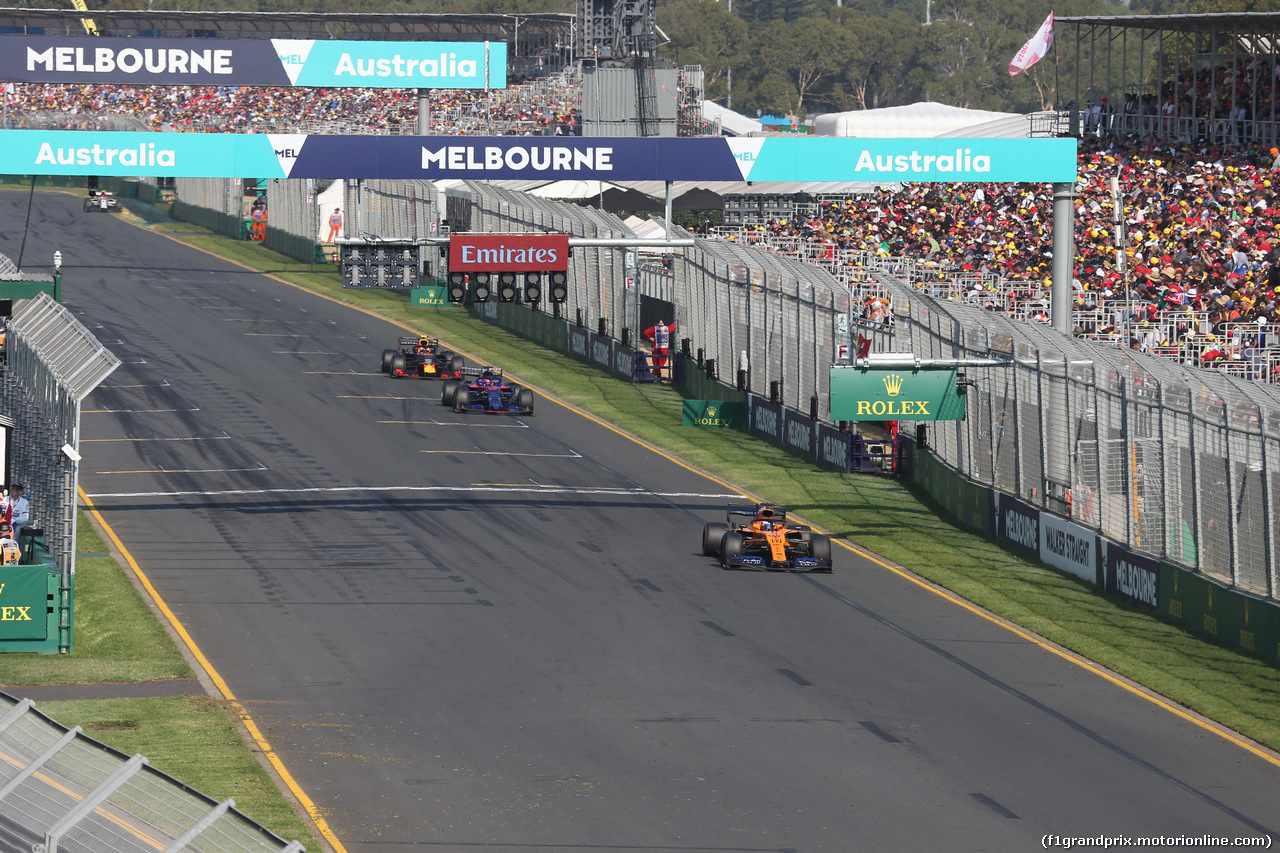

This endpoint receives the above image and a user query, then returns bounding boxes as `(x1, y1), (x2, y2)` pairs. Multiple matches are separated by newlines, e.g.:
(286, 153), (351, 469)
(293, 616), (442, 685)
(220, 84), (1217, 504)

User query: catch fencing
(0, 694), (305, 853)
(164, 177), (1280, 603)
(1, 292), (120, 651)
(862, 273), (1280, 599)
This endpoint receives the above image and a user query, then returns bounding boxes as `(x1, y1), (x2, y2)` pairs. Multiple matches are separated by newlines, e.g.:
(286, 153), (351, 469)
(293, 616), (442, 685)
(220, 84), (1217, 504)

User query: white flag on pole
(1008, 12), (1055, 76)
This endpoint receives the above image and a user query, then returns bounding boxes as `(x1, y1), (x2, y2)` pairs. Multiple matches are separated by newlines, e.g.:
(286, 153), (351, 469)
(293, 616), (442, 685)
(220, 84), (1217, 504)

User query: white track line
(81, 435), (230, 443)
(419, 450), (581, 458)
(84, 407), (200, 414)
(99, 381), (171, 389)
(95, 464), (269, 475)
(84, 484), (743, 500)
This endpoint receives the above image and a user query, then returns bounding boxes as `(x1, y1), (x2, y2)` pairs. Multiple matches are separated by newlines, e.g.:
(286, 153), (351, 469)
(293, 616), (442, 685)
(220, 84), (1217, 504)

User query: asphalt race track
(8, 190), (1279, 851)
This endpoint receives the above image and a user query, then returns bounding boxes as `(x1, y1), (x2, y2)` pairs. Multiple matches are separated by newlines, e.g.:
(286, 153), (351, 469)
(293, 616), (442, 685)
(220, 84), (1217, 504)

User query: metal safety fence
(341, 180), (441, 244)
(674, 235), (852, 416)
(0, 694), (304, 853)
(172, 178), (243, 219)
(852, 271), (1280, 600)
(2, 292), (120, 645)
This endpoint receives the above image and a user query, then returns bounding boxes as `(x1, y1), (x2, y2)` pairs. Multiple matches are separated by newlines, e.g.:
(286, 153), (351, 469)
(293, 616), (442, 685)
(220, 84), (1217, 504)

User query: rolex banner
(411, 285), (449, 306)
(683, 400), (746, 428)
(0, 568), (48, 640)
(829, 367), (967, 421)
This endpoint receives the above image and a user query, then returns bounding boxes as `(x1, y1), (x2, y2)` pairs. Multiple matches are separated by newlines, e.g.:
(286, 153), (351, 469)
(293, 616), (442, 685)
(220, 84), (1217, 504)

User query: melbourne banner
(0, 131), (1079, 182)
(0, 36), (506, 89)
(828, 366), (967, 421)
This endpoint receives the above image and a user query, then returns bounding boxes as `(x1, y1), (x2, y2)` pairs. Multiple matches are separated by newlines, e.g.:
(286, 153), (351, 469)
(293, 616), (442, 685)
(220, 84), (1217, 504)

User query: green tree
(735, 0), (827, 24)
(658, 0), (750, 99)
(739, 17), (856, 115)
(840, 10), (924, 108)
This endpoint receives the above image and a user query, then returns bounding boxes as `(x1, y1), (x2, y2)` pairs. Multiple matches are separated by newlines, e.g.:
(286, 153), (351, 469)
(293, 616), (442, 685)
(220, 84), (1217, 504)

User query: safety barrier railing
(2, 293), (120, 652)
(0, 694), (305, 853)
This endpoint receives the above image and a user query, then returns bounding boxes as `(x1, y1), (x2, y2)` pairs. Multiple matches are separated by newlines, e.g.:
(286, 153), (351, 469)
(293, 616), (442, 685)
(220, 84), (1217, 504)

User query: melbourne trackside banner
(449, 234), (569, 271)
(0, 132), (1079, 182)
(828, 366), (967, 421)
(1101, 540), (1159, 611)
(992, 492), (1040, 556)
(682, 400), (745, 428)
(0, 36), (505, 89)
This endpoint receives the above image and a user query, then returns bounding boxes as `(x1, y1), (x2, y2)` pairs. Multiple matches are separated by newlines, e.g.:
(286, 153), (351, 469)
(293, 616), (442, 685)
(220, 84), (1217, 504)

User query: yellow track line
(79, 488), (349, 853)
(144, 227), (1280, 784)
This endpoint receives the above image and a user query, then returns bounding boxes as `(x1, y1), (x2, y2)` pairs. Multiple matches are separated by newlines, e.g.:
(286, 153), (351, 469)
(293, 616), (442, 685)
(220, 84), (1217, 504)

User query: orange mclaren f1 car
(702, 502), (832, 572)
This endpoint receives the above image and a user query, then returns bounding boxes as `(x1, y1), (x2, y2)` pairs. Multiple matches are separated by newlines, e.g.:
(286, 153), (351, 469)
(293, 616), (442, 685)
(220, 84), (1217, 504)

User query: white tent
(812, 101), (1025, 138)
(701, 100), (764, 136)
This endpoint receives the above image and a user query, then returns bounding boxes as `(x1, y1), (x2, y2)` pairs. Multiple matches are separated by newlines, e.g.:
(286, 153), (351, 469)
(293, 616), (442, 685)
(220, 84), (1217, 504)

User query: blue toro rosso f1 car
(441, 368), (535, 415)
(702, 502), (832, 572)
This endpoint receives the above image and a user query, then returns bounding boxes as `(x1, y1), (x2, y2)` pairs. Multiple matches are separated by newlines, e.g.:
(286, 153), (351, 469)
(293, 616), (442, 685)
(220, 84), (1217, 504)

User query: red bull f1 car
(441, 368), (535, 415)
(381, 336), (465, 380)
(702, 502), (832, 572)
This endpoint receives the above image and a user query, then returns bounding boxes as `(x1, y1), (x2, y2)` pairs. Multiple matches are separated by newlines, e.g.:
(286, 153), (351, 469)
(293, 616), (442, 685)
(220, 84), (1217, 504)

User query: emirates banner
(449, 234), (569, 271)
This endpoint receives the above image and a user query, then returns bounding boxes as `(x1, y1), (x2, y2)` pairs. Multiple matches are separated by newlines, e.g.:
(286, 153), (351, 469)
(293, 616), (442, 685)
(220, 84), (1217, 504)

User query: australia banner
(0, 131), (1080, 183)
(0, 36), (506, 89)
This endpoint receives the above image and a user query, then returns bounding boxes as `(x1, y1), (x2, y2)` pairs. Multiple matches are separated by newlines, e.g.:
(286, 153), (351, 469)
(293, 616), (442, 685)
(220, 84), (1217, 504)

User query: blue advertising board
(0, 36), (506, 89)
(0, 132), (1078, 182)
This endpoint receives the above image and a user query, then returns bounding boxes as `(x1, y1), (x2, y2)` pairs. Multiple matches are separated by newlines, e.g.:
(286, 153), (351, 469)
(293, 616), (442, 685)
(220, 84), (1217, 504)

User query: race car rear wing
(457, 366), (504, 381)
(398, 335), (438, 348)
(725, 504), (790, 524)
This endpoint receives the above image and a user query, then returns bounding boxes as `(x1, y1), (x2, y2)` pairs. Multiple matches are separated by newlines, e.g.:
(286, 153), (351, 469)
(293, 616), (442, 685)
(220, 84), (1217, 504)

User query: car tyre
(702, 522), (727, 557)
(720, 530), (744, 568)
(381, 349), (397, 373)
(441, 380), (459, 407)
(516, 387), (535, 413)
(810, 533), (831, 568)
(390, 352), (407, 376)
(450, 355), (465, 373)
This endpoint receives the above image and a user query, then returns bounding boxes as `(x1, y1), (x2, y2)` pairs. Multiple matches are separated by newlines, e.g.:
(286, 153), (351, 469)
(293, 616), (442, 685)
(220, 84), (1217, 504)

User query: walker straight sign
(829, 367), (967, 421)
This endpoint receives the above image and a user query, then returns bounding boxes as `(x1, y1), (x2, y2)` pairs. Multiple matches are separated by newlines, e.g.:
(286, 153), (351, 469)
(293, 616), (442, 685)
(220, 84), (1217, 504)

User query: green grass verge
(139, 223), (1280, 756)
(0, 510), (191, 685)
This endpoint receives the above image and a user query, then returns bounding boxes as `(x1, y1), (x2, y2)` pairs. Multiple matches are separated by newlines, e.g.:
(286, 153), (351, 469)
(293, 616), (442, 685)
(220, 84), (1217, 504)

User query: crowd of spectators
(748, 134), (1280, 378)
(3, 72), (582, 136)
